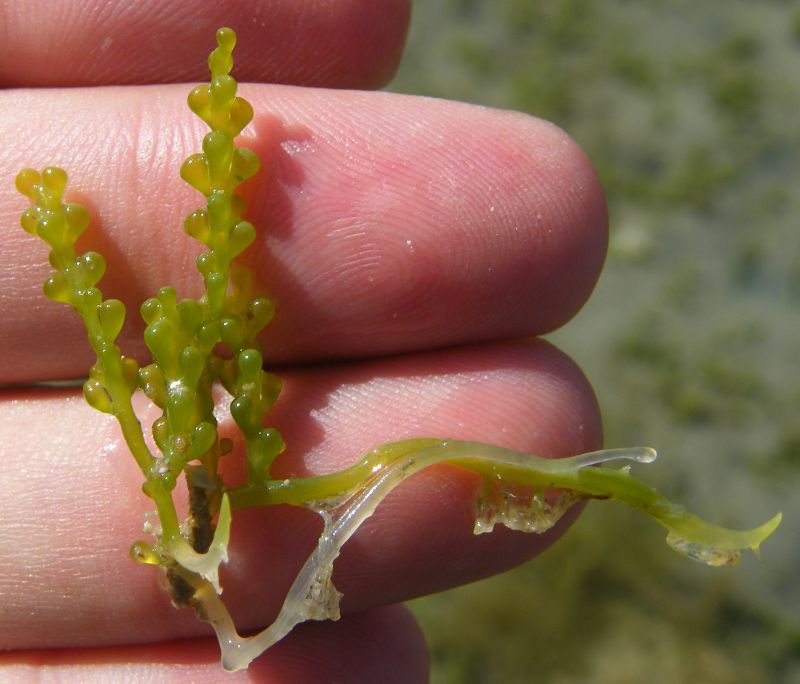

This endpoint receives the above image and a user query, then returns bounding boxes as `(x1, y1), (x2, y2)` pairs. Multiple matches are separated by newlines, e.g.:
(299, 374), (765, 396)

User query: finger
(0, 338), (601, 648)
(0, 605), (428, 683)
(0, 0), (411, 88)
(0, 86), (607, 383)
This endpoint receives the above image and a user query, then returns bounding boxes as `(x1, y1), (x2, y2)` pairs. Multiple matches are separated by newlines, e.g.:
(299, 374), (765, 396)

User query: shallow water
(392, 2), (800, 681)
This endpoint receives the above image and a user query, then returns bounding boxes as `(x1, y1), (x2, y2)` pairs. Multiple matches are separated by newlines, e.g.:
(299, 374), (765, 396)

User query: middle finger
(0, 85), (607, 382)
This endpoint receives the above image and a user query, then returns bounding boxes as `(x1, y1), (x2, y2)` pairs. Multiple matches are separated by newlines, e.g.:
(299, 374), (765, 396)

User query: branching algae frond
(15, 27), (781, 672)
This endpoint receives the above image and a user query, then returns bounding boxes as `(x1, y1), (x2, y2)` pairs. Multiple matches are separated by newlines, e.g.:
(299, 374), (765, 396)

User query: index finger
(0, 338), (600, 651)
(0, 0), (411, 88)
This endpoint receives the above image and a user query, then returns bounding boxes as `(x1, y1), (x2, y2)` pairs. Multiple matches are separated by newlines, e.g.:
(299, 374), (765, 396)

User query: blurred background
(390, 2), (800, 682)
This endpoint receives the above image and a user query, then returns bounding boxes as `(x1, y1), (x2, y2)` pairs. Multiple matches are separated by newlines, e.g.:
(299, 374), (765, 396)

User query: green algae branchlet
(15, 27), (781, 672)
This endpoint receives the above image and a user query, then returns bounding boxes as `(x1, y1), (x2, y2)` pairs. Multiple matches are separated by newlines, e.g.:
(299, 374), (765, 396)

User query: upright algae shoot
(15, 27), (781, 672)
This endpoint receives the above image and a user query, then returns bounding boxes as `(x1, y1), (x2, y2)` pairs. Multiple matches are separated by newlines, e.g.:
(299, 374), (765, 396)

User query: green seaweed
(15, 27), (781, 672)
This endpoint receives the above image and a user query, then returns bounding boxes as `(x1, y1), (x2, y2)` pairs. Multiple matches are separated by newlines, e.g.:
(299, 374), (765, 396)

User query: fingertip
(488, 110), (609, 332)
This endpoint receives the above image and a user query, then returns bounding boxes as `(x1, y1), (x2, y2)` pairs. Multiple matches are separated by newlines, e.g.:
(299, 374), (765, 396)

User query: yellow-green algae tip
(211, 27), (236, 76)
(663, 510), (782, 566)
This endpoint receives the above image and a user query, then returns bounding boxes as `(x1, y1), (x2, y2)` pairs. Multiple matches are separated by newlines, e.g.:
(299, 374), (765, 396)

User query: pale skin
(0, 1), (609, 682)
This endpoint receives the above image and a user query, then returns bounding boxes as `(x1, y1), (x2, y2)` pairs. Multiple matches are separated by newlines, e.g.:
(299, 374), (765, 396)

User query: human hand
(0, 1), (608, 681)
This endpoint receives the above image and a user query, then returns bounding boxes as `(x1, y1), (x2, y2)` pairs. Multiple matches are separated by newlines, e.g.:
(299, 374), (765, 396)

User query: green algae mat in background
(393, 2), (800, 682)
